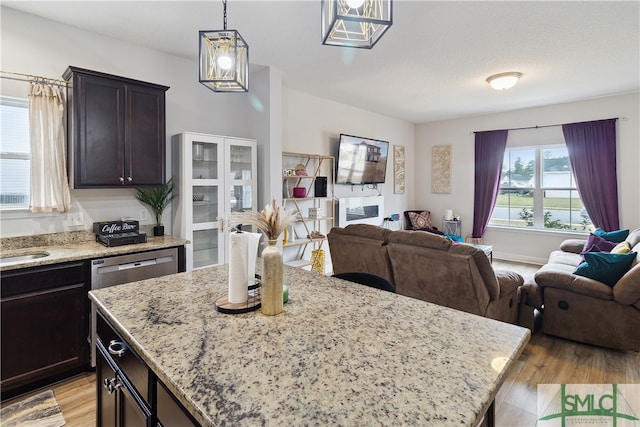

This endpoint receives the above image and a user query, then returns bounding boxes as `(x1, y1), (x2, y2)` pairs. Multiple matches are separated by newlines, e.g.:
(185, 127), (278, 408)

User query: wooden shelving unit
(282, 152), (335, 273)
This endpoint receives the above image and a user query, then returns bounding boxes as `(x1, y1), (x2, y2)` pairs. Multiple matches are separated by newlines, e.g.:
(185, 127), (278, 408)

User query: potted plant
(135, 178), (176, 236)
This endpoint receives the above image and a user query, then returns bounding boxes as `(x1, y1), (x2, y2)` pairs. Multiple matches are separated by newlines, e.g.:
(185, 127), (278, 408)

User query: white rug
(0, 390), (65, 427)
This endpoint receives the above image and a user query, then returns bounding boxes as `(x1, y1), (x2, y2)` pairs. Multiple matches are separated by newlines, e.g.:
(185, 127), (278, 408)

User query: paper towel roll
(245, 232), (261, 286)
(445, 210), (454, 220)
(228, 232), (248, 303)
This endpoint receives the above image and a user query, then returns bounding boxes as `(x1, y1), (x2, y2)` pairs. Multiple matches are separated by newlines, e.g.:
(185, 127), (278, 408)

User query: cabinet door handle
(119, 177), (125, 184)
(108, 340), (126, 357)
(103, 377), (123, 394)
(126, 177), (132, 182)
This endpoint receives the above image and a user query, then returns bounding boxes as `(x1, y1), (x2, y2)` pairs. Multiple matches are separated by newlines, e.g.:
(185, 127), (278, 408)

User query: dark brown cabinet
(97, 345), (119, 427)
(96, 312), (199, 427)
(96, 340), (151, 427)
(0, 261), (90, 400)
(157, 381), (199, 427)
(63, 66), (169, 188)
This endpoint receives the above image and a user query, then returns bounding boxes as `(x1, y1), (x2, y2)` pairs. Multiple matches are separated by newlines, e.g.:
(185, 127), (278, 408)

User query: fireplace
(337, 196), (384, 227)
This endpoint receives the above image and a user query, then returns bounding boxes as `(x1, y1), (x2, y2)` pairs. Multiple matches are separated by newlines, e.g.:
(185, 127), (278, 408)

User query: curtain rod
(1, 70), (68, 87)
(471, 116), (626, 134)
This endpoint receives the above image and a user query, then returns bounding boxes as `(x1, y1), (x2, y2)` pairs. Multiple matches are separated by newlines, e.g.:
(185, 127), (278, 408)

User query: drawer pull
(108, 340), (126, 357)
(103, 377), (122, 394)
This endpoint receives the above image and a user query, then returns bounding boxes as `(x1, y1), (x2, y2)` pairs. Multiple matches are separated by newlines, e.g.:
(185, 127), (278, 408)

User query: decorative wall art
(431, 145), (452, 193)
(393, 145), (405, 194)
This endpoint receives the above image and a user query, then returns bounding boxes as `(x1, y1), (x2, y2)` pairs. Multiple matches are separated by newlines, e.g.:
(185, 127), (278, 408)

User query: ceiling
(4, 1), (639, 123)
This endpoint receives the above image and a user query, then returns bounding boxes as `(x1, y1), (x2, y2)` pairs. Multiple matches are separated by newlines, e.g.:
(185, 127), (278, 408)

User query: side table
(443, 219), (461, 238)
(465, 243), (493, 263)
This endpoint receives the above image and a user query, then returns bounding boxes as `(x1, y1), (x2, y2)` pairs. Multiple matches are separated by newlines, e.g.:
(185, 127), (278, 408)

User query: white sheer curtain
(28, 81), (72, 212)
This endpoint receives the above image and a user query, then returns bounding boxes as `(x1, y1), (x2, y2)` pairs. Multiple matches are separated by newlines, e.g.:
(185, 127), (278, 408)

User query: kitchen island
(89, 264), (530, 426)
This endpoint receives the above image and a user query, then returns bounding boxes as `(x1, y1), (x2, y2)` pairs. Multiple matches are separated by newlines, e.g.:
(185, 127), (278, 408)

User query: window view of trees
(489, 145), (593, 232)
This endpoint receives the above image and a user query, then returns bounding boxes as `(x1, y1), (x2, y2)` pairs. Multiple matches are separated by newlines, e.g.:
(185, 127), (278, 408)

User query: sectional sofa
(521, 228), (640, 351)
(327, 224), (524, 325)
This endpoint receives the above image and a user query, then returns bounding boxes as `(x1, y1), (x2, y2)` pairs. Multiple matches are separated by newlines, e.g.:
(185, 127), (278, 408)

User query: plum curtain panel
(562, 119), (619, 231)
(28, 82), (71, 213)
(472, 129), (508, 238)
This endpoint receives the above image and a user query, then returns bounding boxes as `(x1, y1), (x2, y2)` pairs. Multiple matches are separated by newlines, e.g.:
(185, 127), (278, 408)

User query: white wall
(280, 89), (415, 272)
(282, 89), (415, 221)
(0, 7), (273, 237)
(416, 92), (640, 264)
(249, 67), (283, 210)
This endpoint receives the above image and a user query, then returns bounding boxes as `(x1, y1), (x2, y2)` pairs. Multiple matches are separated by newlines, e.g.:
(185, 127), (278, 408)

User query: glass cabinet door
(192, 186), (219, 224)
(220, 139), (257, 264)
(225, 140), (256, 216)
(229, 185), (254, 212)
(192, 140), (218, 180)
(228, 144), (253, 181)
(192, 229), (219, 269)
(191, 138), (224, 269)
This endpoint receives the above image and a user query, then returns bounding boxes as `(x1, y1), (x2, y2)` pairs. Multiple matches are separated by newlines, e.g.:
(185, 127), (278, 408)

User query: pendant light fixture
(199, 0), (249, 92)
(486, 72), (522, 91)
(321, 0), (392, 49)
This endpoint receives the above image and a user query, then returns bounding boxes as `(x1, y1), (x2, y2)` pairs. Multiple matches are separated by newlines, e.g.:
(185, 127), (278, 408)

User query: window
(1, 96), (30, 210)
(490, 144), (593, 232)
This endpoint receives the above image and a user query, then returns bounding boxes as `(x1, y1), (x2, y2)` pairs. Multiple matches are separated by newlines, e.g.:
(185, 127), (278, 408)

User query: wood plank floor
(3, 260), (638, 427)
(1, 371), (96, 427)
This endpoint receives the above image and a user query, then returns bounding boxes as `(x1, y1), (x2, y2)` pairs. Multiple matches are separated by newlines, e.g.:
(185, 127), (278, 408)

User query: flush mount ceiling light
(199, 0), (249, 92)
(486, 72), (523, 91)
(321, 0), (392, 49)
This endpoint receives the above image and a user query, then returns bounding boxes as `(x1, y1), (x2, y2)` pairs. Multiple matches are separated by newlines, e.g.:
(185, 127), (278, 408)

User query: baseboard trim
(493, 251), (546, 266)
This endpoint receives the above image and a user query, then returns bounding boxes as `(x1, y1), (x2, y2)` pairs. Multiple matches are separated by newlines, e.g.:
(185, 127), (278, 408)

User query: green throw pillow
(593, 227), (629, 243)
(573, 251), (637, 287)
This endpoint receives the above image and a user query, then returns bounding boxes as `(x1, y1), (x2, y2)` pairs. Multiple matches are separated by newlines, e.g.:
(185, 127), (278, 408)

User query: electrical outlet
(66, 212), (84, 226)
(140, 209), (150, 222)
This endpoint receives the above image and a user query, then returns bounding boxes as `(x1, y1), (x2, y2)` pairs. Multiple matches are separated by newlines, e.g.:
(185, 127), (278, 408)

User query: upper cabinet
(63, 66), (169, 188)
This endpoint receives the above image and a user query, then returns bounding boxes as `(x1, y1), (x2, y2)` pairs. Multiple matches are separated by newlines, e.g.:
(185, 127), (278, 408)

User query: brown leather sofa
(521, 228), (640, 351)
(327, 224), (524, 325)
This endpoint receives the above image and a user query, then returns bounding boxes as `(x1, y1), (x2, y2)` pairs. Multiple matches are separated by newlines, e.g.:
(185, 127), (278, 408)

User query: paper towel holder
(215, 274), (262, 314)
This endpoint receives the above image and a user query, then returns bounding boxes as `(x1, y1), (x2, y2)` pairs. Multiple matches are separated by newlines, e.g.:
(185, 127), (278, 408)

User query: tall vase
(261, 240), (283, 315)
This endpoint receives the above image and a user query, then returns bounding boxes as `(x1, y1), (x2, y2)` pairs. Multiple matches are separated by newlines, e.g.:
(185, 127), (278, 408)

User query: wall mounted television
(336, 134), (389, 185)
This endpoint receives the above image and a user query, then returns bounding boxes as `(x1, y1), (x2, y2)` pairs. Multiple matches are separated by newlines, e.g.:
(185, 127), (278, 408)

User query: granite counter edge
(0, 237), (187, 272)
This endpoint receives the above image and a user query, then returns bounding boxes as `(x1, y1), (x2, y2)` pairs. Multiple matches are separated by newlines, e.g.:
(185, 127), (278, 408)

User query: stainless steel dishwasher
(90, 247), (179, 366)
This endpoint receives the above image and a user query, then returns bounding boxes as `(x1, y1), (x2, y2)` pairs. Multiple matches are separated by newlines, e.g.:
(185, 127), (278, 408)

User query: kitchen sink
(0, 251), (50, 266)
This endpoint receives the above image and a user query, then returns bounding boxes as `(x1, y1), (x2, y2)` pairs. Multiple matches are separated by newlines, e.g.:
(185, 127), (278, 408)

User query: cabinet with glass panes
(172, 132), (257, 270)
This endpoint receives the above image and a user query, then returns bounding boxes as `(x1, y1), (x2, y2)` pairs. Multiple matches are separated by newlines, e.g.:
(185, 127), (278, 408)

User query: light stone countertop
(0, 233), (187, 271)
(90, 264), (530, 427)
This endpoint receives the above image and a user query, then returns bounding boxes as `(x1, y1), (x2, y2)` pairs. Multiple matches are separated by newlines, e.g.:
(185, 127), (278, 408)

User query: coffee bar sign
(93, 220), (139, 235)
